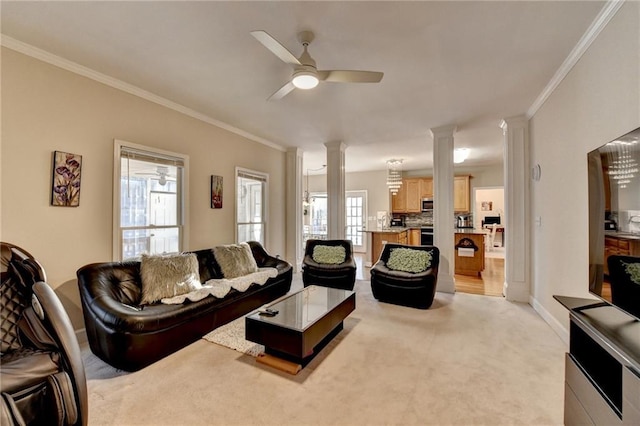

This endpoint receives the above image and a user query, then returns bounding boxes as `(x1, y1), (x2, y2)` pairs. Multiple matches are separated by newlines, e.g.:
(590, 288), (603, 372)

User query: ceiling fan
(135, 166), (175, 186)
(251, 30), (384, 101)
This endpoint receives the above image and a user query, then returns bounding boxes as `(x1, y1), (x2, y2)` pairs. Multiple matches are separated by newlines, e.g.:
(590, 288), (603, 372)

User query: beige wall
(529, 2), (640, 333)
(1, 48), (287, 329)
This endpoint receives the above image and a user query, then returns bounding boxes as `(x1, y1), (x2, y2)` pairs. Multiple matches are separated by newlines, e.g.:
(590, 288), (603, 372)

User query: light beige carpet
(82, 275), (567, 425)
(203, 315), (264, 357)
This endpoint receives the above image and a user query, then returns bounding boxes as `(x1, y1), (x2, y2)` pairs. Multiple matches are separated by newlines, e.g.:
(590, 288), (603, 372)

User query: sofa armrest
(247, 241), (290, 271)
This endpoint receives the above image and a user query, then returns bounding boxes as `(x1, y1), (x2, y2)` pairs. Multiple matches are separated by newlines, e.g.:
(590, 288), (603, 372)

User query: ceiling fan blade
(318, 70), (384, 83)
(267, 81), (296, 101)
(251, 30), (301, 66)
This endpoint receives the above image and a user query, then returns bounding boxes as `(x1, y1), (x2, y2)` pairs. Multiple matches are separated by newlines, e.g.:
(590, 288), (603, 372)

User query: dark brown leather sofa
(76, 241), (292, 371)
(370, 244), (440, 309)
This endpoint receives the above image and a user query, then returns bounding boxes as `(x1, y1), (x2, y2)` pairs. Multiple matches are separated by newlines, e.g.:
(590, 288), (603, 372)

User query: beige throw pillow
(140, 253), (202, 305)
(213, 242), (259, 278)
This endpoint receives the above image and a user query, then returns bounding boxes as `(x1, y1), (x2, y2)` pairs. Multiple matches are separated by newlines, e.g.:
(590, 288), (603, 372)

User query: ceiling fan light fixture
(292, 70), (319, 90)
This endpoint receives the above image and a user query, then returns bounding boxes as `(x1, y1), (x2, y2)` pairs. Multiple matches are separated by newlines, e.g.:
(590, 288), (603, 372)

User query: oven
(420, 227), (434, 245)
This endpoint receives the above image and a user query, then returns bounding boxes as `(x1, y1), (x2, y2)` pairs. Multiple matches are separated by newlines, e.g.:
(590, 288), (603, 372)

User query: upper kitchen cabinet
(392, 175), (471, 213)
(391, 178), (423, 213)
(420, 178), (433, 198)
(391, 182), (406, 212)
(454, 176), (471, 212)
(405, 179), (422, 212)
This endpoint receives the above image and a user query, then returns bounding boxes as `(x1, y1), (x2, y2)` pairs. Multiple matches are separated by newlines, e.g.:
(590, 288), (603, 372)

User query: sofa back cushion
(140, 253), (202, 305)
(213, 243), (258, 278)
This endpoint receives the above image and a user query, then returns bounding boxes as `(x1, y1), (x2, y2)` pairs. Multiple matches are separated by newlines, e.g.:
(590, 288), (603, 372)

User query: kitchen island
(454, 229), (485, 276)
(365, 228), (409, 265)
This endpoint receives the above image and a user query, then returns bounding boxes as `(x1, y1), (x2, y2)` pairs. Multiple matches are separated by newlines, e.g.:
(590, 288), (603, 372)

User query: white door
(346, 191), (367, 252)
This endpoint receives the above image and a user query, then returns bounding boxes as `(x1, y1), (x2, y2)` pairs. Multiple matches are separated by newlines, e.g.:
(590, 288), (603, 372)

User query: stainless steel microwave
(421, 198), (434, 212)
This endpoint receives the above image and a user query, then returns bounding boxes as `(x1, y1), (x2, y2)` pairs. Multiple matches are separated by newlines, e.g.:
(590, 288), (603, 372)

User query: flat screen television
(588, 126), (640, 320)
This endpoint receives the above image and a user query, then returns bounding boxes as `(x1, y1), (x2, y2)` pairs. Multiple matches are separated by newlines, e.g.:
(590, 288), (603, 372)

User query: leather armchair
(607, 254), (640, 318)
(1, 243), (87, 425)
(370, 244), (439, 309)
(302, 239), (357, 291)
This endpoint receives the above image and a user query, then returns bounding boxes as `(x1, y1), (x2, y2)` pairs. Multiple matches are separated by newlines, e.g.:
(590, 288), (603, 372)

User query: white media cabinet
(555, 296), (640, 425)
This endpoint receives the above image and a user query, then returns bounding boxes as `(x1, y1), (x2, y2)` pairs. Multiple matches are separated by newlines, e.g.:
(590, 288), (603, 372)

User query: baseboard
(530, 295), (569, 346)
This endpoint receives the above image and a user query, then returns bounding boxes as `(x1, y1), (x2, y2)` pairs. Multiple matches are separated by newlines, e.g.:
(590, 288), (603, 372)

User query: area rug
(202, 316), (264, 357)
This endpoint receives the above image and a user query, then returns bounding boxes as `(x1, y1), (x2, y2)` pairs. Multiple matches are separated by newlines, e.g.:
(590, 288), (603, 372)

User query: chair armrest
(32, 282), (87, 426)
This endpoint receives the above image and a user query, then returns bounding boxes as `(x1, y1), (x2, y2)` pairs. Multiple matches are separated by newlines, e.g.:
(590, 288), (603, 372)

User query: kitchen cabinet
(391, 175), (470, 213)
(420, 178), (433, 198)
(409, 228), (421, 246)
(454, 175), (470, 212)
(405, 179), (421, 213)
(391, 183), (406, 212)
(454, 231), (485, 276)
(369, 230), (408, 264)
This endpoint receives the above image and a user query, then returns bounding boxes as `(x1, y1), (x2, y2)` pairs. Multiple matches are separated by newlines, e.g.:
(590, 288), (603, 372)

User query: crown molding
(0, 35), (286, 152)
(526, 0), (625, 119)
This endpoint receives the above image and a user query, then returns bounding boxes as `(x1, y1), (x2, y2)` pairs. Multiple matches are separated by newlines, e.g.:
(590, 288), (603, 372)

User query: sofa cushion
(386, 248), (432, 273)
(312, 245), (346, 264)
(213, 243), (258, 278)
(139, 253), (202, 305)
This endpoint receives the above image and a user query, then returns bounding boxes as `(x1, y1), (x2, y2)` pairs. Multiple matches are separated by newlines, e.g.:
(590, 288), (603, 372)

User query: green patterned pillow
(312, 245), (346, 264)
(623, 262), (640, 284)
(387, 248), (432, 273)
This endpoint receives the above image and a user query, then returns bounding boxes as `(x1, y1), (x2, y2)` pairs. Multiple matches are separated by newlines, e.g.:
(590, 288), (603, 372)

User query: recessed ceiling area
(0, 1), (606, 173)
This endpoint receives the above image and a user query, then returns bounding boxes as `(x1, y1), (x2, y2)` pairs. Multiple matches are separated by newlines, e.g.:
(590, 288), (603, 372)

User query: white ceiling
(1, 1), (605, 174)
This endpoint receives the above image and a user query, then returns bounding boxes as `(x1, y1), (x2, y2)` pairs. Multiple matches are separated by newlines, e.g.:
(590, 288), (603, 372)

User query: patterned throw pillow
(623, 262), (640, 284)
(140, 253), (202, 305)
(312, 245), (346, 264)
(386, 248), (432, 273)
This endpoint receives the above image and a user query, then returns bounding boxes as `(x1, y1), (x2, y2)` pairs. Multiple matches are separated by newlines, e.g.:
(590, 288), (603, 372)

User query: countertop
(365, 227), (412, 233)
(604, 231), (640, 241)
(366, 227), (484, 234)
(455, 228), (486, 235)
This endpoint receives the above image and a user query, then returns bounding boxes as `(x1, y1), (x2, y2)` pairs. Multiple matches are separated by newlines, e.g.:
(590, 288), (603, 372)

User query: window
(114, 140), (188, 260)
(236, 168), (268, 245)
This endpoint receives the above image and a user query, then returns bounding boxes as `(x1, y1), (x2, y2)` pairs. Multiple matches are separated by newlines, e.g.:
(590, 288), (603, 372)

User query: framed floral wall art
(51, 151), (82, 207)
(211, 175), (223, 208)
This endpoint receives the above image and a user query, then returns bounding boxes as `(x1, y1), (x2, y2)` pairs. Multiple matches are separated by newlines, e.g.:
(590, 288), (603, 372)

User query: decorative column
(431, 124), (457, 294)
(325, 141), (347, 239)
(500, 115), (530, 302)
(285, 148), (304, 272)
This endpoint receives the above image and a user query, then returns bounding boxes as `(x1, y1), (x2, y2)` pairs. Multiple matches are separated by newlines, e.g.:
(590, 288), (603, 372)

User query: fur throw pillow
(213, 242), (259, 278)
(140, 253), (202, 305)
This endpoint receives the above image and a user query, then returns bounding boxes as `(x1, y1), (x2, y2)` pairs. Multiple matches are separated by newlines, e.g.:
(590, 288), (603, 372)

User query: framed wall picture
(211, 175), (223, 208)
(481, 201), (493, 211)
(51, 151), (82, 207)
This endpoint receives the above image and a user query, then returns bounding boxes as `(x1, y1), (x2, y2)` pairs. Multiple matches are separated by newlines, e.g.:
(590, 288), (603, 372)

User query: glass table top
(246, 285), (354, 332)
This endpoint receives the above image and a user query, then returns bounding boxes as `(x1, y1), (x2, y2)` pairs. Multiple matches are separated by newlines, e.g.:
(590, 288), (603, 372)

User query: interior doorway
(474, 186), (505, 256)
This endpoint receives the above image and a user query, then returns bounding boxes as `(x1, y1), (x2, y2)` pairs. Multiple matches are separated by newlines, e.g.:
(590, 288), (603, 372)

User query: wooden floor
(455, 257), (505, 297)
(355, 253), (505, 297)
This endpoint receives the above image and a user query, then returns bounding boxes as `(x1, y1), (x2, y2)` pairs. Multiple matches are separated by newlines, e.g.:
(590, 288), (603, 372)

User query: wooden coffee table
(245, 285), (355, 371)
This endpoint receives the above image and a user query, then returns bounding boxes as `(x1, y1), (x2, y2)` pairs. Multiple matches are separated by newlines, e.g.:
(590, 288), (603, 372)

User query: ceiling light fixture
(292, 69), (319, 90)
(454, 148), (470, 164)
(386, 159), (404, 194)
